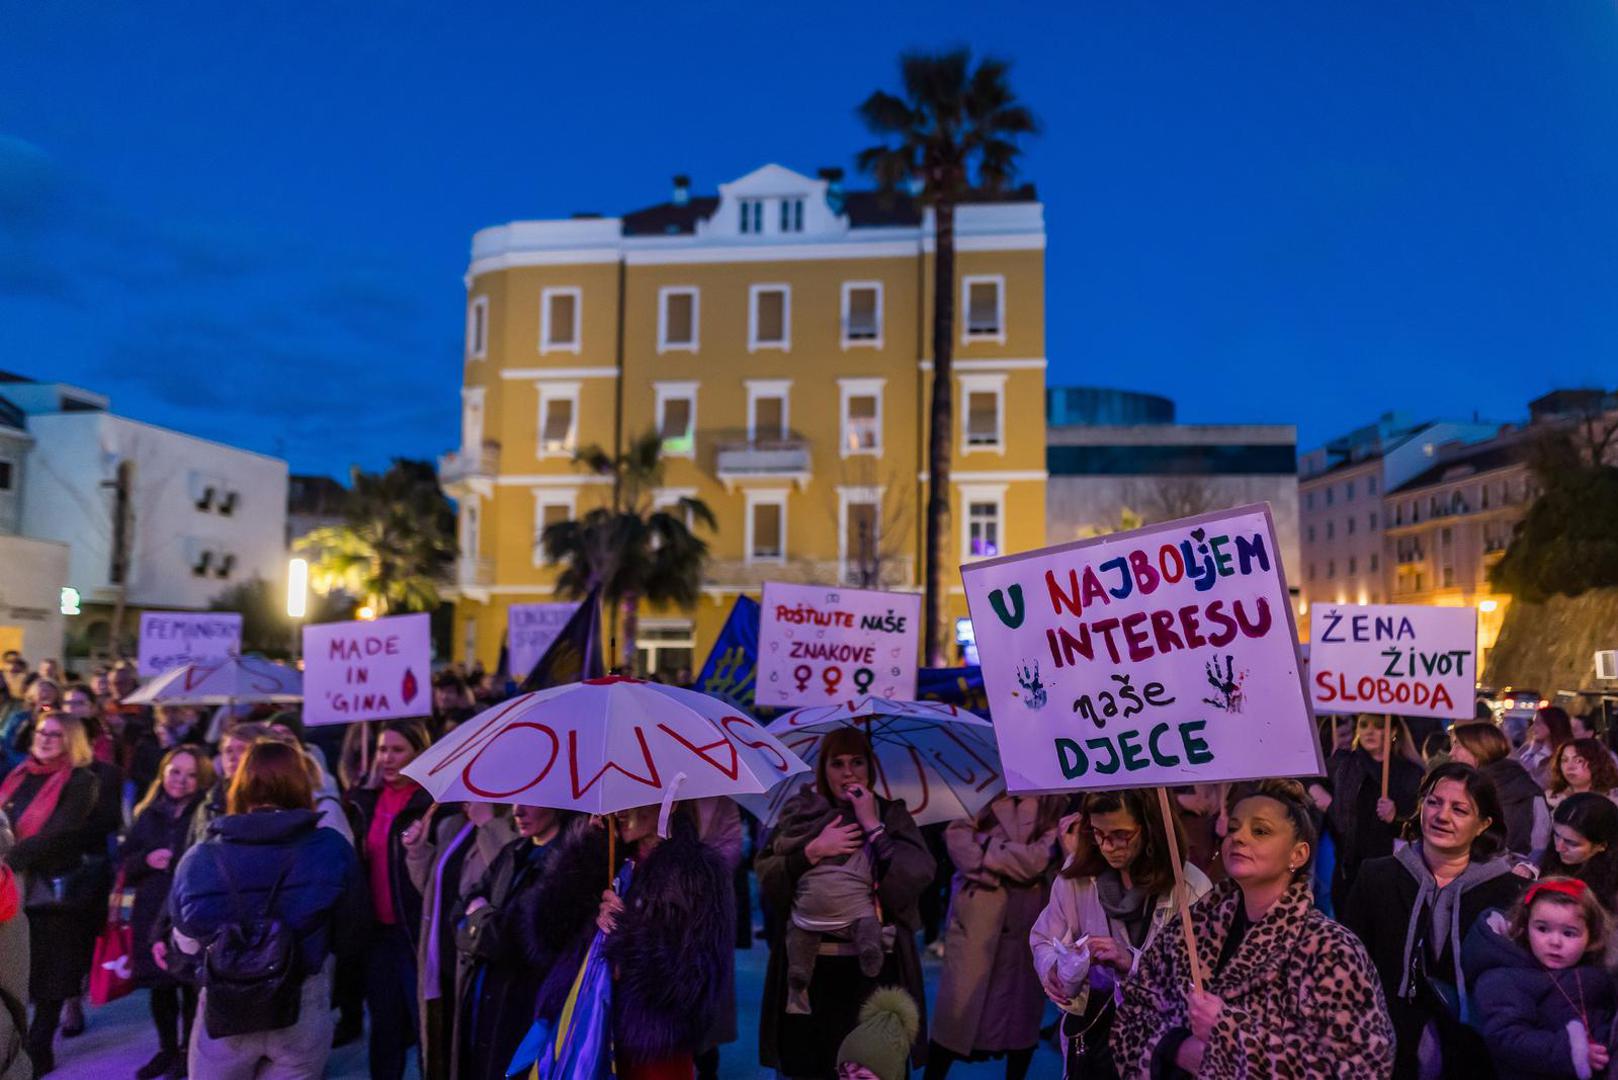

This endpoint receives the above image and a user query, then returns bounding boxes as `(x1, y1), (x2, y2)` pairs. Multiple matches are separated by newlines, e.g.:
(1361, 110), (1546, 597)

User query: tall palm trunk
(923, 198), (956, 666)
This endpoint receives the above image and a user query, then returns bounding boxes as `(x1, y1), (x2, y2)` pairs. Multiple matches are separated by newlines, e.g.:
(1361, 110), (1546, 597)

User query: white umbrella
(401, 676), (811, 816)
(122, 654), (302, 707)
(737, 697), (1006, 827)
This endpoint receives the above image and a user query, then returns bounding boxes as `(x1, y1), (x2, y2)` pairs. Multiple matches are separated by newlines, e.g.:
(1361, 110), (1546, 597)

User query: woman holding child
(756, 727), (935, 1080)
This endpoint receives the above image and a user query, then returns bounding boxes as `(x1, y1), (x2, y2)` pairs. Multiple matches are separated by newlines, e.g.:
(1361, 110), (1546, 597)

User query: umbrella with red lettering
(400, 676), (810, 815)
(122, 654), (302, 706)
(734, 697), (1005, 827)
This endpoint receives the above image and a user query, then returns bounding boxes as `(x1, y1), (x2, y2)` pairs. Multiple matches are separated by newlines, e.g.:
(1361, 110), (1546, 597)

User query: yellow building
(441, 164), (1047, 676)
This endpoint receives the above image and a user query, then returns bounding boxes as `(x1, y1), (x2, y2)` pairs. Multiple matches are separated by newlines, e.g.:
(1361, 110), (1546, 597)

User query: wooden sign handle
(1156, 786), (1206, 992)
(1381, 714), (1393, 801)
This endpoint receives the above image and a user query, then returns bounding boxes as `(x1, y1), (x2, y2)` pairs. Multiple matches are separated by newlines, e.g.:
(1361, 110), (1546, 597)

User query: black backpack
(200, 845), (303, 1038)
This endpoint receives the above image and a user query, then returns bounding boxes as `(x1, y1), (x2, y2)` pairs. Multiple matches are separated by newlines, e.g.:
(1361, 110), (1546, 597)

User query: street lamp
(287, 557), (308, 662)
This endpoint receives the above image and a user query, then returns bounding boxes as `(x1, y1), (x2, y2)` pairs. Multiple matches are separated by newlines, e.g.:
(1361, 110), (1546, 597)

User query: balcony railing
(707, 556), (915, 589)
(714, 430), (811, 488)
(439, 440), (501, 486)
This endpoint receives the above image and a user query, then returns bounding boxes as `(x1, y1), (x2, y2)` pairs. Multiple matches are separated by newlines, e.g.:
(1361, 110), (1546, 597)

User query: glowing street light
(357, 605), (377, 621)
(1477, 599), (1499, 614)
(286, 558), (309, 619)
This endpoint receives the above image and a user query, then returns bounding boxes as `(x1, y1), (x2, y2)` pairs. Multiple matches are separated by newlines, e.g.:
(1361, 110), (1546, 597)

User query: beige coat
(932, 795), (1064, 1056)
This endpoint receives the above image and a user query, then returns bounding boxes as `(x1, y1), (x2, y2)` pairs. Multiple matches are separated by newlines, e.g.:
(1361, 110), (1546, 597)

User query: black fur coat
(519, 813), (734, 1066)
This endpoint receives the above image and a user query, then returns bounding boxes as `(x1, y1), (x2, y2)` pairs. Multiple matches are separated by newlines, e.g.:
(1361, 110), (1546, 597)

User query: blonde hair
(133, 745), (217, 818)
(37, 711), (93, 768)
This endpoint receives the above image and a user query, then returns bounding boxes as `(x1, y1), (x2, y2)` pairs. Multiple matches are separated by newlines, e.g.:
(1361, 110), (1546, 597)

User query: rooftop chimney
(672, 174), (691, 207)
(818, 167), (845, 214)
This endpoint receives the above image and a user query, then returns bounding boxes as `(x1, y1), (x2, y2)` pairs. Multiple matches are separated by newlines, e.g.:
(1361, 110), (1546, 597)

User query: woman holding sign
(1030, 789), (1213, 1080)
(1324, 713), (1422, 914)
(1343, 761), (1526, 1079)
(1112, 779), (1394, 1077)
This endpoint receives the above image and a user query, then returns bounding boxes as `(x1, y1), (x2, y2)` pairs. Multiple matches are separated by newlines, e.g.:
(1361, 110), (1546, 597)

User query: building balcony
(706, 556), (915, 589)
(456, 555), (494, 588)
(439, 440), (501, 490)
(713, 431), (811, 491)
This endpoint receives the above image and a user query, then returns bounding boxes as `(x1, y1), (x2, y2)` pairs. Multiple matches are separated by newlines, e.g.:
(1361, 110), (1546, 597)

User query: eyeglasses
(1089, 827), (1141, 850)
(34, 731), (64, 741)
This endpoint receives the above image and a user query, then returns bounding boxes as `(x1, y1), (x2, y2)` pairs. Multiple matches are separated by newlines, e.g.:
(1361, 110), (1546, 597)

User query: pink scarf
(0, 756), (73, 840)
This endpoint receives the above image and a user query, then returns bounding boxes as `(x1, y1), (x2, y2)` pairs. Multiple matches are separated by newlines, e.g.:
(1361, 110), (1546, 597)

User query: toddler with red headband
(1467, 876), (1618, 1079)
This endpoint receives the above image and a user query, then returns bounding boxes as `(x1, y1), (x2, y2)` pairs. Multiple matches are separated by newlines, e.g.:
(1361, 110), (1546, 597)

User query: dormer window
(780, 198), (804, 234)
(740, 199), (764, 234)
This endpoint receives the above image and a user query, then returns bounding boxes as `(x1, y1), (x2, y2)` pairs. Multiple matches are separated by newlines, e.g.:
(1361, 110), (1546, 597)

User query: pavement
(43, 937), (1063, 1079)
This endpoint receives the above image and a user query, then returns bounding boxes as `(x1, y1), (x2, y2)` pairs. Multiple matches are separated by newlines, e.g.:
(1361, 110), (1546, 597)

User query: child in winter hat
(836, 987), (920, 1080)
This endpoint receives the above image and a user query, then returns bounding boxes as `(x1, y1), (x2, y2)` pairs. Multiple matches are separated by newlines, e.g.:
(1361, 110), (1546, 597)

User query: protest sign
(137, 611), (242, 677)
(507, 602), (581, 683)
(302, 613), (432, 726)
(1309, 603), (1476, 721)
(960, 503), (1319, 794)
(757, 582), (921, 708)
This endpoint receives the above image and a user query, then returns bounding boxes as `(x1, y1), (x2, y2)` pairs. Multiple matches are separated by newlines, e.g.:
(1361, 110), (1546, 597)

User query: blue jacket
(169, 808), (368, 974)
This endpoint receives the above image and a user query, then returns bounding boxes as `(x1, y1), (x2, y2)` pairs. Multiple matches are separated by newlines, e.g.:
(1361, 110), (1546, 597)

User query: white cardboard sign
(302, 613), (432, 726)
(757, 582), (921, 708)
(1309, 603), (1477, 720)
(507, 602), (581, 682)
(960, 504), (1320, 793)
(137, 611), (243, 677)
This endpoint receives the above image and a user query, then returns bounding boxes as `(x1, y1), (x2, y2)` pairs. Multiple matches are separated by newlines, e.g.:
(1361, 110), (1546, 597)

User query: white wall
(0, 534), (68, 661)
(20, 413), (288, 610)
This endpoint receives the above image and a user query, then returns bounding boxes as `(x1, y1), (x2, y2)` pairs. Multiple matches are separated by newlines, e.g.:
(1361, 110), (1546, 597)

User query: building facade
(1044, 392), (1299, 586)
(443, 164), (1048, 674)
(0, 389), (67, 661)
(13, 378), (289, 655)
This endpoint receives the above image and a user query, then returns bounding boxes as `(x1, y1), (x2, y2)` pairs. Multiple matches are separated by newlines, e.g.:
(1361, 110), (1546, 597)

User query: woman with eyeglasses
(1029, 789), (1212, 1080)
(924, 793), (1066, 1080)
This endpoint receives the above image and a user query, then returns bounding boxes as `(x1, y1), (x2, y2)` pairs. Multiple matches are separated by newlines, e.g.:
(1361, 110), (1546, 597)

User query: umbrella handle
(656, 772), (687, 839)
(606, 814), (616, 891)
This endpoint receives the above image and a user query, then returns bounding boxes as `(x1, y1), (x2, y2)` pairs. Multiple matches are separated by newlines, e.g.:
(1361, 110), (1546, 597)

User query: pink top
(366, 781), (416, 924)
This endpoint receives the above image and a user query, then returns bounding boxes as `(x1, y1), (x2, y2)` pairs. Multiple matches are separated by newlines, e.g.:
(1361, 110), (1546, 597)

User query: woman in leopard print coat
(1113, 780), (1394, 1079)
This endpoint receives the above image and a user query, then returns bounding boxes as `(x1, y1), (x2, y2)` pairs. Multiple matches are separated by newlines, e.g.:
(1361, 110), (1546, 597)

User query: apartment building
(442, 164), (1047, 674)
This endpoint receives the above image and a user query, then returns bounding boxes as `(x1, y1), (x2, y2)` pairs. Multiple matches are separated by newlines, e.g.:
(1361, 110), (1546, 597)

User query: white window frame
(657, 286), (700, 354)
(532, 487), (578, 566)
(539, 286), (582, 355)
(654, 381), (699, 459)
(840, 281), (884, 349)
(466, 295), (489, 359)
(961, 274), (1006, 344)
(744, 488), (789, 565)
(535, 380), (581, 459)
(837, 485), (884, 585)
(745, 379), (792, 443)
(959, 483), (1007, 564)
(837, 377), (885, 460)
(748, 284), (791, 353)
(958, 372), (1007, 455)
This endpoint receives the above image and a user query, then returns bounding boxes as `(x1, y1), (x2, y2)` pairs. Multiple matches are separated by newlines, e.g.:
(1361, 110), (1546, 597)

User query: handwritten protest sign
(1310, 603), (1476, 720)
(137, 612), (242, 677)
(302, 613), (432, 726)
(507, 602), (581, 683)
(960, 504), (1319, 793)
(757, 583), (921, 708)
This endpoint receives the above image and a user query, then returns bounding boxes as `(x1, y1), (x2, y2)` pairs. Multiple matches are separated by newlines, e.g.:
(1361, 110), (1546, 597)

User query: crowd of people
(1, 647), (1617, 1080)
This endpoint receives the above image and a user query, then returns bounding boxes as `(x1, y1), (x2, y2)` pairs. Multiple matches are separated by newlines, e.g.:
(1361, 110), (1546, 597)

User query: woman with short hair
(1113, 780), (1393, 1077)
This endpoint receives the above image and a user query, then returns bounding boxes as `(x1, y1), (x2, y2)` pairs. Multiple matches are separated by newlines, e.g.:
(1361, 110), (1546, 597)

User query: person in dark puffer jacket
(1451, 722), (1552, 862)
(1467, 877), (1618, 1079)
(524, 804), (732, 1080)
(168, 740), (367, 1080)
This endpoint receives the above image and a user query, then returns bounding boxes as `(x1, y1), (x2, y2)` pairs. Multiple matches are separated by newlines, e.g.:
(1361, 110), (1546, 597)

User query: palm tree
(857, 49), (1037, 664)
(295, 459), (456, 614)
(540, 431), (716, 672)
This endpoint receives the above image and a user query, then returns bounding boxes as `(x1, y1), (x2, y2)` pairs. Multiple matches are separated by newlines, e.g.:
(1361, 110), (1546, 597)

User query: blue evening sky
(3, 2), (1616, 478)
